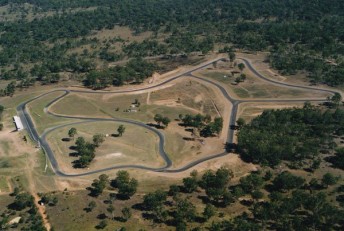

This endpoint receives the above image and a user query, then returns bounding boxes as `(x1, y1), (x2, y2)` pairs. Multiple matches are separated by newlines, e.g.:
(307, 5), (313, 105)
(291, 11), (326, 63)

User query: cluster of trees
(84, 58), (157, 89)
(140, 167), (233, 228)
(237, 103), (344, 167)
(179, 114), (223, 137)
(68, 125), (126, 167)
(126, 167), (343, 230)
(0, 81), (16, 97)
(327, 147), (344, 170)
(1, 189), (46, 230)
(38, 192), (58, 206)
(89, 171), (138, 200)
(73, 136), (97, 168)
(111, 170), (138, 199)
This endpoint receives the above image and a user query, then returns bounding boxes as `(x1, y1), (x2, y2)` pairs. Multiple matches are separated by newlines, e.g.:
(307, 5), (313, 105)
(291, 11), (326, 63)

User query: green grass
(202, 72), (234, 84)
(233, 88), (250, 98)
(251, 89), (270, 98)
(199, 69), (330, 99)
(50, 92), (203, 123)
(0, 176), (9, 192)
(0, 140), (10, 156)
(27, 91), (74, 134)
(0, 158), (12, 168)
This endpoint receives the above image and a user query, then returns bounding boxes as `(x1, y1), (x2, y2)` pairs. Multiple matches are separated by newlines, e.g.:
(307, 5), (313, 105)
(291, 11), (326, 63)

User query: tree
(0, 105), (4, 119)
(154, 114), (163, 126)
(311, 158), (321, 171)
(114, 170), (138, 199)
(90, 174), (109, 196)
(251, 190), (264, 202)
(240, 173), (264, 193)
(87, 201), (96, 212)
(321, 173), (338, 188)
(74, 136), (96, 167)
(203, 204), (216, 220)
(96, 220), (107, 229)
(200, 167), (233, 202)
(93, 133), (105, 147)
(182, 177), (198, 193)
(68, 127), (77, 140)
(161, 116), (171, 128)
(174, 197), (196, 224)
(329, 93), (342, 107)
(273, 172), (305, 192)
(142, 189), (168, 222)
(107, 204), (115, 220)
(238, 63), (245, 72)
(154, 114), (170, 128)
(13, 192), (34, 210)
(117, 125), (126, 137)
(121, 207), (131, 221)
(0, 123), (3, 131)
(212, 117), (223, 135)
(143, 189), (167, 209)
(228, 52), (236, 63)
(169, 184), (180, 196)
(236, 118), (246, 129)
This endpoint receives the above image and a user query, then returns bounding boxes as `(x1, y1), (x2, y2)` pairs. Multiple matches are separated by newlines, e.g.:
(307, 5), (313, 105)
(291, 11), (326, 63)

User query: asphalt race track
(17, 57), (339, 176)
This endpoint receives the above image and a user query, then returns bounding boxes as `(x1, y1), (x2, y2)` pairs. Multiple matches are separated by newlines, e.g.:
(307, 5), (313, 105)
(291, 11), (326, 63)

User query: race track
(17, 57), (339, 176)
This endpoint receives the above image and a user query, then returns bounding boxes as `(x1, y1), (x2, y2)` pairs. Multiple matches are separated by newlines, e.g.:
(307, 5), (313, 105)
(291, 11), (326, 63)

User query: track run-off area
(16, 57), (341, 177)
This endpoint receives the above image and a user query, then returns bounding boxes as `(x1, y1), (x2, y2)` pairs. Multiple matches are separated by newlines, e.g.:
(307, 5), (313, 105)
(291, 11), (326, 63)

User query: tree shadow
(69, 145), (77, 150)
(141, 212), (156, 221)
(114, 216), (126, 222)
(197, 195), (211, 204)
(69, 152), (78, 157)
(111, 134), (119, 137)
(146, 123), (163, 129)
(83, 207), (92, 213)
(97, 213), (107, 220)
(132, 203), (145, 211)
(239, 199), (253, 207)
(183, 137), (195, 141)
(225, 142), (237, 152)
(324, 156), (343, 170)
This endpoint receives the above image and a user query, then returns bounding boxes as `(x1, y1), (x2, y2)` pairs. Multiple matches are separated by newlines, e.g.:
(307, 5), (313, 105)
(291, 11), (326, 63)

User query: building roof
(13, 116), (24, 131)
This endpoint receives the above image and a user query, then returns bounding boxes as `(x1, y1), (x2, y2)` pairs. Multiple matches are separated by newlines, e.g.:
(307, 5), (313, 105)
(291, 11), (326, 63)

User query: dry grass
(46, 121), (163, 174)
(195, 60), (331, 100)
(237, 102), (307, 122)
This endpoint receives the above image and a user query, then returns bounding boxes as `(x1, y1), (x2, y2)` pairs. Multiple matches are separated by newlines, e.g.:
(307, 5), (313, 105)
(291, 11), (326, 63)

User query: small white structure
(13, 116), (24, 131)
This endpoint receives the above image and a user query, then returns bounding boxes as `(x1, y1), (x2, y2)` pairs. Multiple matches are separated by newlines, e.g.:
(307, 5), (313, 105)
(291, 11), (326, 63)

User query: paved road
(17, 57), (339, 176)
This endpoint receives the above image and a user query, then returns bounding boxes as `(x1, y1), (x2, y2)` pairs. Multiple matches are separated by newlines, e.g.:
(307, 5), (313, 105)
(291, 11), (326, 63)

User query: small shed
(13, 116), (24, 131)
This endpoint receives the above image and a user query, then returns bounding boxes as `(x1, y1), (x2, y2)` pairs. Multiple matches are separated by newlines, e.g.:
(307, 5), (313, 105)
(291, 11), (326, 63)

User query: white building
(13, 116), (23, 131)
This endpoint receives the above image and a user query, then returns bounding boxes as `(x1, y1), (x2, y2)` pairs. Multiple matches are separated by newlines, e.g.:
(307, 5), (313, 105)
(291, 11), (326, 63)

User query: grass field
(50, 79), (224, 123)
(164, 122), (225, 167)
(197, 67), (331, 99)
(46, 121), (163, 173)
(237, 102), (307, 122)
(27, 91), (75, 134)
(0, 176), (9, 192)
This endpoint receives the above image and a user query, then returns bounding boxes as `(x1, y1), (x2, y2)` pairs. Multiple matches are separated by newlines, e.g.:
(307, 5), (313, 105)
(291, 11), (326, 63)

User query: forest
(237, 102), (344, 169)
(0, 0), (343, 94)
